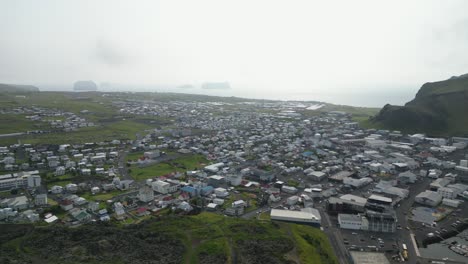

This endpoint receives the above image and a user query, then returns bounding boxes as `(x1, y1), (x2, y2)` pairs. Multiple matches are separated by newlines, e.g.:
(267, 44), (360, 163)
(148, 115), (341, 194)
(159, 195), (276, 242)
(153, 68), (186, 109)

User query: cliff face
(73, 81), (98, 91)
(371, 74), (468, 136)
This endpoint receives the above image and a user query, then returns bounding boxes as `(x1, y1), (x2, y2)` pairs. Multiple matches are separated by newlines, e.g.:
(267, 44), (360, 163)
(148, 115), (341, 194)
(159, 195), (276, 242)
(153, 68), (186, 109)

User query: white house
(114, 202), (125, 216)
(35, 194), (48, 206)
(437, 187), (455, 199)
(214, 187), (229, 198)
(152, 180), (177, 194)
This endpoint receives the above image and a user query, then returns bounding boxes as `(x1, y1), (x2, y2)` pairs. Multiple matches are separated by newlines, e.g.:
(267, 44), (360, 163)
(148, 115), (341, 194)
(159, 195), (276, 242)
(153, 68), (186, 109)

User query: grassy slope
(0, 91), (159, 145)
(370, 76), (468, 136)
(0, 213), (337, 264)
(0, 114), (48, 134)
(149, 212), (338, 264)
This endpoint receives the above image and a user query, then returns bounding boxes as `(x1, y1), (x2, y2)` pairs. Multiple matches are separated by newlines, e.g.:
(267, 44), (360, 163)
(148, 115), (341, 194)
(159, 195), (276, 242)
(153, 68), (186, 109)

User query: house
(343, 177), (373, 188)
(430, 178), (451, 190)
(204, 163), (224, 173)
(281, 185), (298, 194)
(214, 187), (229, 198)
(226, 174), (242, 186)
(207, 175), (225, 187)
(415, 191), (442, 207)
(35, 194), (48, 206)
(437, 187), (455, 199)
(442, 198), (461, 208)
(113, 202), (125, 216)
(181, 186), (197, 197)
(1, 196), (29, 210)
(144, 151), (160, 159)
(50, 185), (63, 194)
(201, 186), (214, 196)
(177, 201), (193, 212)
(232, 200), (246, 208)
(65, 183), (78, 193)
(152, 180), (177, 194)
(55, 166), (66, 176)
(136, 207), (149, 216)
(91, 186), (100, 194)
(286, 196), (299, 205)
(138, 186), (154, 203)
(308, 171), (326, 181)
(207, 203), (218, 211)
(398, 171), (417, 184)
(60, 200), (74, 211)
(213, 198), (224, 205)
(70, 208), (92, 222)
(88, 202), (99, 212)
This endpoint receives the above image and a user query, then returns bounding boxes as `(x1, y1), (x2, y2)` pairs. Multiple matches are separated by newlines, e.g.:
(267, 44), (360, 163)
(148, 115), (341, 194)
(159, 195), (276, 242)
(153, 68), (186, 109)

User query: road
(118, 150), (132, 181)
(319, 207), (351, 264)
(394, 177), (432, 264)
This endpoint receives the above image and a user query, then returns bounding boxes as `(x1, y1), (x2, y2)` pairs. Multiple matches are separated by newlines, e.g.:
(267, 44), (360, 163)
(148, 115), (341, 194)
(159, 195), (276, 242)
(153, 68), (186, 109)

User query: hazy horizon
(2, 0), (468, 107)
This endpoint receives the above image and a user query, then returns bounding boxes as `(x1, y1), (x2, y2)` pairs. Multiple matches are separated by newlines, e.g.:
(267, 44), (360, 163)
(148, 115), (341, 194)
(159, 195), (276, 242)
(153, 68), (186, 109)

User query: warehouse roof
(271, 208), (321, 221)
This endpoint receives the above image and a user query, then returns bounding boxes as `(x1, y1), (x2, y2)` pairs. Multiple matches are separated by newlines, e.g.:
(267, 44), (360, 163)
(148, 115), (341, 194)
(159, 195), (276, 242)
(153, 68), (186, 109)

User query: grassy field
(80, 189), (125, 202)
(0, 91), (169, 145)
(290, 224), (338, 264)
(130, 154), (209, 181)
(126, 151), (145, 162)
(0, 114), (48, 134)
(131, 163), (180, 181)
(0, 119), (154, 145)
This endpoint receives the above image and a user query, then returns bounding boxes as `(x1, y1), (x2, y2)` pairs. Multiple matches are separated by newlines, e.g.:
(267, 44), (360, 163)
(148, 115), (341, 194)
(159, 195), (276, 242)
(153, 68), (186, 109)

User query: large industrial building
(270, 208), (321, 226)
(365, 210), (397, 233)
(327, 197), (366, 215)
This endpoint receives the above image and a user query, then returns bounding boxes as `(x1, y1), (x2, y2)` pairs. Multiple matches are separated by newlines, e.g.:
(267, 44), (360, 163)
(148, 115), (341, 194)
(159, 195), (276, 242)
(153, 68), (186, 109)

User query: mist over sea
(38, 84), (417, 108)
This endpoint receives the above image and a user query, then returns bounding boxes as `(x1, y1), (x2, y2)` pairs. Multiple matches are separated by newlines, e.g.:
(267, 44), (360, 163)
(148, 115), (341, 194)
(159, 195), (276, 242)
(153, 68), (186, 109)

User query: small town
(2, 1), (468, 263)
(1, 96), (467, 264)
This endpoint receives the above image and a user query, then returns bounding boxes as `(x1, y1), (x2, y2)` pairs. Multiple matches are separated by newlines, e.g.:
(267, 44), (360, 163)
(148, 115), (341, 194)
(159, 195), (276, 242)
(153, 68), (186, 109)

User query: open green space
(80, 189), (126, 202)
(0, 212), (337, 264)
(290, 224), (338, 264)
(126, 151), (145, 162)
(148, 212), (338, 264)
(0, 119), (154, 145)
(0, 114), (48, 134)
(131, 163), (179, 181)
(130, 154), (209, 181)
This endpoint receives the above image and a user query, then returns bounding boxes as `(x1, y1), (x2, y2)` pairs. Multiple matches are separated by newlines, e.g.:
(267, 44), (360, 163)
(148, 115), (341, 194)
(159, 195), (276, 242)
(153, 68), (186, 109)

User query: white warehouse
(338, 214), (369, 230)
(270, 208), (321, 226)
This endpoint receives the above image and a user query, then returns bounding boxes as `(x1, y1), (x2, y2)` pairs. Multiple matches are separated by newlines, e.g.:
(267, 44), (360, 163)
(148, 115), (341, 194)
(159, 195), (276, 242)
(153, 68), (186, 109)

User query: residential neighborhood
(1, 97), (468, 264)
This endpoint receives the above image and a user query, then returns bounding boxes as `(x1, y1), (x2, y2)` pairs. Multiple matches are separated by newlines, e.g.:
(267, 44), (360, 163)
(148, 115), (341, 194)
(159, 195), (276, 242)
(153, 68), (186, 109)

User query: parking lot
(340, 228), (400, 253)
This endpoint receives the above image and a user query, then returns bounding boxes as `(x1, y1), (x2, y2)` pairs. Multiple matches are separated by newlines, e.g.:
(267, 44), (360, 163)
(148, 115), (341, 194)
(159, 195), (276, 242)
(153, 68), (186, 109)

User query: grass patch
(290, 224), (338, 264)
(126, 151), (144, 162)
(0, 114), (47, 134)
(130, 154), (208, 181)
(131, 163), (180, 181)
(0, 119), (154, 145)
(81, 190), (125, 202)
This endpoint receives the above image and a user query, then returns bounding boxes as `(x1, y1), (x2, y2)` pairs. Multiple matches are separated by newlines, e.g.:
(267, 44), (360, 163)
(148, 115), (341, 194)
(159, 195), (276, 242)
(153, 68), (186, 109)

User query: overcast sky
(1, 0), (468, 106)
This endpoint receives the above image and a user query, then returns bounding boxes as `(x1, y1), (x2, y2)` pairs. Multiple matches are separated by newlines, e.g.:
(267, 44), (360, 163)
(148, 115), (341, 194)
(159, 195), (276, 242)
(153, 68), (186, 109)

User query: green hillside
(370, 74), (468, 136)
(0, 212), (338, 264)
